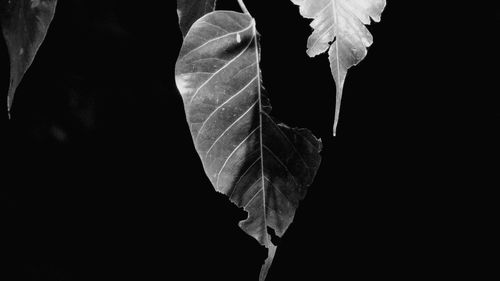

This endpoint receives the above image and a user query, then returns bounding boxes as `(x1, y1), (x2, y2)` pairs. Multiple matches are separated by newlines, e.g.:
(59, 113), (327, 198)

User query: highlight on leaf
(290, 0), (386, 135)
(175, 10), (321, 281)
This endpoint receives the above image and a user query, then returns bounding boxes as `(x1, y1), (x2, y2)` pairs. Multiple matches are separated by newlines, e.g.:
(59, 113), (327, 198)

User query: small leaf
(1, 0), (58, 114)
(177, 0), (217, 38)
(290, 0), (386, 135)
(175, 11), (321, 280)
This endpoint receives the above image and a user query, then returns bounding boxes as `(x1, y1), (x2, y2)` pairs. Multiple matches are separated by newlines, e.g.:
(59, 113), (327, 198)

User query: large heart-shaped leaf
(175, 11), (322, 280)
(291, 0), (386, 135)
(1, 0), (58, 114)
(177, 0), (217, 38)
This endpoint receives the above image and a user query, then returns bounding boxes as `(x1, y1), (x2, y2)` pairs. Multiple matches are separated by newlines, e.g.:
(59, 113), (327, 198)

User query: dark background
(1, 1), (496, 280)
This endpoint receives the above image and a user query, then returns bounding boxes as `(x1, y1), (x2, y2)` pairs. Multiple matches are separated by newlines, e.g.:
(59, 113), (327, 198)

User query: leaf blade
(175, 11), (321, 280)
(1, 0), (58, 114)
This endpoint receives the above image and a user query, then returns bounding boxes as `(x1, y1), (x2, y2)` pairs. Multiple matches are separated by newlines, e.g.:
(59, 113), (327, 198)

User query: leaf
(290, 0), (386, 135)
(177, 0), (217, 38)
(1, 0), (58, 115)
(175, 11), (322, 280)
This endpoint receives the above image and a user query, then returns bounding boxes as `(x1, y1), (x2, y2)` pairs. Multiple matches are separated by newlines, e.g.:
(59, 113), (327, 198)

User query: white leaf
(291, 0), (386, 135)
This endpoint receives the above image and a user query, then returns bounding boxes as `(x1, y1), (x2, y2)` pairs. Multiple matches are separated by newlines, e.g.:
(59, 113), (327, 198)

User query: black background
(1, 1), (497, 280)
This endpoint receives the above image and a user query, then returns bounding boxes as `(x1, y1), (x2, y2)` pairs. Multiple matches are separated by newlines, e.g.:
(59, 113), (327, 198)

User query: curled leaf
(1, 0), (58, 114)
(291, 0), (386, 135)
(175, 11), (321, 280)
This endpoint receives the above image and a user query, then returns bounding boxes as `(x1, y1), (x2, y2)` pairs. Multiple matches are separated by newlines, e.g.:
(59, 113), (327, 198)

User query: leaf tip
(259, 242), (277, 281)
(332, 89), (342, 137)
(7, 93), (13, 119)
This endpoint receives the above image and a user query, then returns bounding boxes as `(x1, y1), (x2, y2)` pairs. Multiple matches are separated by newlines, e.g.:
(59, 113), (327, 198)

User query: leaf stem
(237, 0), (250, 15)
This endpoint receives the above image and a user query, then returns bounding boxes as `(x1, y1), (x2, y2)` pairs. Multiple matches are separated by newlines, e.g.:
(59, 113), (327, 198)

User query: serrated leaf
(1, 0), (57, 114)
(175, 11), (322, 280)
(291, 0), (386, 135)
(177, 0), (217, 38)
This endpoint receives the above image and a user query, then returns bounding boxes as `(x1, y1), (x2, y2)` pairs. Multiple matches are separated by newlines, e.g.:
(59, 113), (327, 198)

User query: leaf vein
(264, 176), (292, 204)
(182, 23), (253, 62)
(230, 156), (261, 200)
(262, 145), (300, 187)
(244, 185), (262, 209)
(198, 21), (230, 33)
(216, 125), (260, 190)
(203, 100), (258, 156)
(196, 76), (257, 143)
(187, 30), (253, 105)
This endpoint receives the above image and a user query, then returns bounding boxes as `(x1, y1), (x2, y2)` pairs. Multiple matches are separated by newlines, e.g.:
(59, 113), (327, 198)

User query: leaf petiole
(237, 0), (250, 15)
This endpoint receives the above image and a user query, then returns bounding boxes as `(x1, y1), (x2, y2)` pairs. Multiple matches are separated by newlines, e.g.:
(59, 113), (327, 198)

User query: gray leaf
(175, 11), (321, 280)
(1, 0), (57, 114)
